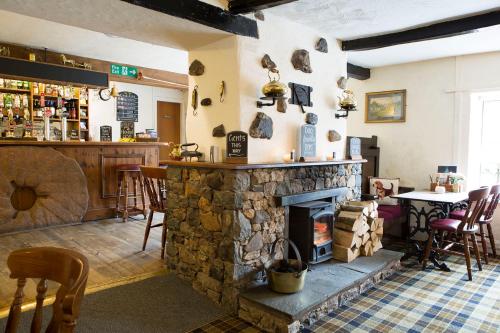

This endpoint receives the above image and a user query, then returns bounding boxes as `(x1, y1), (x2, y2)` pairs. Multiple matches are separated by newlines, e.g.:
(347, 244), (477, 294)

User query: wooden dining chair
(5, 247), (89, 333)
(422, 187), (490, 280)
(478, 184), (500, 264)
(140, 166), (168, 259)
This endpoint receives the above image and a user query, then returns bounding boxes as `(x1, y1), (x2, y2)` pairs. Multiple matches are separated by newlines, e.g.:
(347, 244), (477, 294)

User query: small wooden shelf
(33, 117), (61, 122)
(32, 94), (77, 100)
(80, 104), (88, 107)
(67, 119), (79, 122)
(0, 87), (30, 93)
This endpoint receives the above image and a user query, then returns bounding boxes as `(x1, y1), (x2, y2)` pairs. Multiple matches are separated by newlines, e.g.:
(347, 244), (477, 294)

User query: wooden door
(157, 102), (180, 160)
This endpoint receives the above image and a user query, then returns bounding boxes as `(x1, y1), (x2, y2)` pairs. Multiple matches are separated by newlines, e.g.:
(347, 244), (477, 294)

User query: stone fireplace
(164, 161), (362, 310)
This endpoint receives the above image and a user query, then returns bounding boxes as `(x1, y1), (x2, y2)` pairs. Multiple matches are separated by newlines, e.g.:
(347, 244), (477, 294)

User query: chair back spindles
(483, 184), (500, 221)
(460, 187), (490, 231)
(5, 247), (89, 333)
(31, 278), (48, 332)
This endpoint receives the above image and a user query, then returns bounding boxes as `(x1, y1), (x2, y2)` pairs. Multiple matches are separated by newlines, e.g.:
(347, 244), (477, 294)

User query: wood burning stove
(289, 201), (334, 264)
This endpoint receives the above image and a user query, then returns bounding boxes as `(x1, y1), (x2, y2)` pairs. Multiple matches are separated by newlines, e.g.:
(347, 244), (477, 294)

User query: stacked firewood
(332, 201), (384, 262)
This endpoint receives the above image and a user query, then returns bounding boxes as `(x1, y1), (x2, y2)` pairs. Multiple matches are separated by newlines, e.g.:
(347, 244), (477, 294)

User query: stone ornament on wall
(261, 54), (277, 72)
(276, 98), (287, 113)
(254, 10), (265, 21)
(315, 38), (328, 53)
(249, 112), (273, 139)
(201, 98), (212, 106)
(189, 59), (205, 76)
(212, 124), (226, 137)
(305, 112), (318, 125)
(291, 49), (312, 73)
(328, 129), (342, 142)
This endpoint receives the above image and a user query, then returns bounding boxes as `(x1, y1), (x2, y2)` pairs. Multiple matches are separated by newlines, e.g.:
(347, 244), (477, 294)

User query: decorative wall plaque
(116, 91), (139, 122)
(100, 125), (112, 141)
(300, 124), (316, 159)
(120, 121), (134, 139)
(349, 137), (362, 160)
(226, 131), (248, 164)
(288, 83), (313, 113)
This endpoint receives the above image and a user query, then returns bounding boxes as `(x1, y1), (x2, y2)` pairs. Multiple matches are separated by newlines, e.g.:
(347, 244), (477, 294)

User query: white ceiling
(0, 0), (231, 51)
(265, 0), (500, 67)
(0, 10), (188, 74)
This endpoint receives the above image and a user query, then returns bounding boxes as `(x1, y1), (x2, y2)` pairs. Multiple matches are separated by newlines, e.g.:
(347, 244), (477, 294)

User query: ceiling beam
(347, 63), (370, 81)
(228, 0), (298, 14)
(342, 9), (500, 51)
(121, 0), (258, 39)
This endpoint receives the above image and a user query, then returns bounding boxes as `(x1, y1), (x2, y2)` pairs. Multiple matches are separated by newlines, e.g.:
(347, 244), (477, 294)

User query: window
(479, 99), (500, 185)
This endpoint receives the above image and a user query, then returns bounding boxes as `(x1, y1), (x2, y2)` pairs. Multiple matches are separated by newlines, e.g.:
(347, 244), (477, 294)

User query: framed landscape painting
(365, 90), (406, 123)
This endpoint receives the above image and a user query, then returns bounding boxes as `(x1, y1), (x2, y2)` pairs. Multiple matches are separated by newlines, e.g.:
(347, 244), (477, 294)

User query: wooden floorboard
(0, 216), (166, 313)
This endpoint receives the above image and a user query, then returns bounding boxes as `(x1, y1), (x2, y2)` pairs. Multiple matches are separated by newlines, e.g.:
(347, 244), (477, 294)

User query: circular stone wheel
(0, 147), (89, 234)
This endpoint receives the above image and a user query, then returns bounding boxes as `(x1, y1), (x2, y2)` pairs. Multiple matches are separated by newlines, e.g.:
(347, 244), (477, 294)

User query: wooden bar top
(0, 140), (168, 147)
(159, 159), (367, 170)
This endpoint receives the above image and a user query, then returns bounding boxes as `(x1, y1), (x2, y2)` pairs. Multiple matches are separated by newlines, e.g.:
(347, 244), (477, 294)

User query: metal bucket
(267, 239), (308, 294)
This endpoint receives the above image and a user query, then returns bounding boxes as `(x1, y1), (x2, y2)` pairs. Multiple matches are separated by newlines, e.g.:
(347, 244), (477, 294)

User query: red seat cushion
(378, 205), (404, 220)
(430, 218), (478, 233)
(449, 209), (466, 220)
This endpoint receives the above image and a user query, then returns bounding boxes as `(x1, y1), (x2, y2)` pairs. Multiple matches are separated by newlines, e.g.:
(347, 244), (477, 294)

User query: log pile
(332, 201), (384, 262)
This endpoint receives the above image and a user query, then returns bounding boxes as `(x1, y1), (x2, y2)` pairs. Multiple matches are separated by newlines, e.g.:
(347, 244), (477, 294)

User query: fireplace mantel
(160, 159), (367, 170)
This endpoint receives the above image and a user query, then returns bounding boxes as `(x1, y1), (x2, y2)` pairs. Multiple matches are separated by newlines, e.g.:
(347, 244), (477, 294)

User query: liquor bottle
(33, 82), (39, 95)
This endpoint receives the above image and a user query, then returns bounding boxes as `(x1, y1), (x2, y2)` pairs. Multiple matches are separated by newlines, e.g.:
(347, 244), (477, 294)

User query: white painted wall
(187, 37), (241, 159)
(89, 81), (186, 142)
(347, 52), (500, 253)
(187, 13), (347, 163)
(238, 13), (347, 163)
(347, 51), (500, 190)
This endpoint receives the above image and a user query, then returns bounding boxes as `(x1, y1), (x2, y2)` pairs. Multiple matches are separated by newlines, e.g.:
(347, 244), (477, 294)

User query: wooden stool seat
(115, 165), (146, 222)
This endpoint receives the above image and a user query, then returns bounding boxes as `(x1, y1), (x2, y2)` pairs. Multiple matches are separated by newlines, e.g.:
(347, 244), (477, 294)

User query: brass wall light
(257, 69), (287, 108)
(335, 89), (357, 118)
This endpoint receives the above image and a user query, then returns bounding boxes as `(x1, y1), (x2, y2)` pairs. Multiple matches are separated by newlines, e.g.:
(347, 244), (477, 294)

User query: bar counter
(0, 140), (165, 221)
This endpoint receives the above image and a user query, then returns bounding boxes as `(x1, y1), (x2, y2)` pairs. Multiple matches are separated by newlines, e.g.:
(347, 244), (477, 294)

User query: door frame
(153, 92), (186, 144)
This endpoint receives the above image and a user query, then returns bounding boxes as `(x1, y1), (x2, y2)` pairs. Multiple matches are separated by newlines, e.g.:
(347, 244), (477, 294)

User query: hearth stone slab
(238, 249), (403, 333)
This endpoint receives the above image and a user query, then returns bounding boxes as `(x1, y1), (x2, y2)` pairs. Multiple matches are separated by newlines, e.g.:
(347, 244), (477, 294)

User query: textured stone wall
(165, 163), (362, 310)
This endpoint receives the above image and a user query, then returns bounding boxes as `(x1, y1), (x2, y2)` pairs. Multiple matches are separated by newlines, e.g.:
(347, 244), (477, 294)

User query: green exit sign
(110, 64), (138, 78)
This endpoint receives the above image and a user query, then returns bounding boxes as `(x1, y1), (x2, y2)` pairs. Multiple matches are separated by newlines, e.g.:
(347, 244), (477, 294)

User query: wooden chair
(140, 166), (168, 259)
(5, 247), (89, 333)
(422, 187), (490, 281)
(478, 184), (500, 264)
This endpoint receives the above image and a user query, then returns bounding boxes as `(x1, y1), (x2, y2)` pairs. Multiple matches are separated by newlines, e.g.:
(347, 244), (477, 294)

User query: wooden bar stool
(115, 164), (146, 222)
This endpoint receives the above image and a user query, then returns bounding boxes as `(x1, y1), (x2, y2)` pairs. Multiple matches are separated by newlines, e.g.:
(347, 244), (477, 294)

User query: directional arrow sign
(110, 64), (138, 78)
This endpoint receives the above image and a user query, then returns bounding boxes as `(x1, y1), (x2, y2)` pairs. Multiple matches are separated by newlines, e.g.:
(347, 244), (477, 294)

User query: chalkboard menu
(226, 131), (248, 163)
(116, 91), (139, 122)
(100, 125), (112, 142)
(300, 124), (316, 158)
(120, 121), (135, 139)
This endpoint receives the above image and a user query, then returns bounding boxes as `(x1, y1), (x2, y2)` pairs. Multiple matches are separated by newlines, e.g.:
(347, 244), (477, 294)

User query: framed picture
(365, 90), (406, 123)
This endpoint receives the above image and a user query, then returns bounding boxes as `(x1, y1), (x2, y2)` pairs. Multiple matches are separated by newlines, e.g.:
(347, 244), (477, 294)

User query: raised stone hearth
(164, 161), (363, 311)
(239, 249), (403, 333)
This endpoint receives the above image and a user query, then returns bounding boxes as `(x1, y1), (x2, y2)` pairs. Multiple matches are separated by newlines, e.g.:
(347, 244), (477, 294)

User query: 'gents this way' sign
(226, 131), (248, 164)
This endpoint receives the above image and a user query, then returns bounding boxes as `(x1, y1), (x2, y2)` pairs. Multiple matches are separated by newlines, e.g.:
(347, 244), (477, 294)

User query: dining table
(392, 190), (469, 271)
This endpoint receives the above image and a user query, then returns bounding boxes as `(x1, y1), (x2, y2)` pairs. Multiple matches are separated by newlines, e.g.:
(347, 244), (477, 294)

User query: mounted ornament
(257, 69), (287, 108)
(336, 89), (357, 119)
(288, 83), (313, 113)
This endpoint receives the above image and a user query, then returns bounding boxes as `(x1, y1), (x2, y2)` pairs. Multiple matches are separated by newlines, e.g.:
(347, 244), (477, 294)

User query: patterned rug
(190, 256), (500, 333)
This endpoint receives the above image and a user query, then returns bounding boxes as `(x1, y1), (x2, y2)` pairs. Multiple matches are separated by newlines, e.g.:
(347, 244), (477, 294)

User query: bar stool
(115, 164), (146, 222)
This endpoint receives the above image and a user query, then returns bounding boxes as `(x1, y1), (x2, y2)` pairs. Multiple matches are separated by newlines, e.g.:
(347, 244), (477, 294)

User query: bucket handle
(270, 238), (303, 277)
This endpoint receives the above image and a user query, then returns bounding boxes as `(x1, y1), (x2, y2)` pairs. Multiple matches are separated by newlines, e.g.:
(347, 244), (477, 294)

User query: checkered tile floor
(190, 256), (500, 333)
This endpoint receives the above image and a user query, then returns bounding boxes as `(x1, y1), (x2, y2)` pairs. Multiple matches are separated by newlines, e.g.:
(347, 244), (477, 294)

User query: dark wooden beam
(347, 63), (370, 80)
(121, 0), (258, 38)
(228, 0), (297, 14)
(342, 9), (500, 51)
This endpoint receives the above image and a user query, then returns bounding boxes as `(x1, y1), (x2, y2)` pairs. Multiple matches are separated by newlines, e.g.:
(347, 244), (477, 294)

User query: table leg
(400, 200), (452, 271)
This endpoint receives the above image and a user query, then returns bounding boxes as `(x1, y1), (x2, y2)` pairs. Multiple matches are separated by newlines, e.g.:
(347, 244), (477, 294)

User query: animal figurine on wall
(76, 62), (92, 70)
(0, 46), (11, 57)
